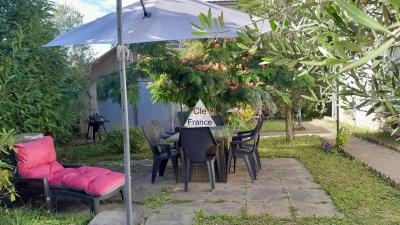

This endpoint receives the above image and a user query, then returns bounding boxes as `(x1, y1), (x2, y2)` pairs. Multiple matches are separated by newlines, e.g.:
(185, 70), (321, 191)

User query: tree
(53, 3), (95, 125)
(135, 40), (277, 116)
(0, 0), (78, 142)
(192, 0), (400, 138)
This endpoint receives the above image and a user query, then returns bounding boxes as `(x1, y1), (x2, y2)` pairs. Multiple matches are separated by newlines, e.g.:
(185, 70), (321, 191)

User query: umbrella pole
(116, 0), (133, 224)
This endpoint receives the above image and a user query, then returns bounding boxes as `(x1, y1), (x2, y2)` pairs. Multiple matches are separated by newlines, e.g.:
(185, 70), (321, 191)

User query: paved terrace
(53, 158), (342, 225)
(56, 119), (400, 224)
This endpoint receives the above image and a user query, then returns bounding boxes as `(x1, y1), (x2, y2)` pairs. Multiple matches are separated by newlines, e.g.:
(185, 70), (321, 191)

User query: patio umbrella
(46, 0), (270, 224)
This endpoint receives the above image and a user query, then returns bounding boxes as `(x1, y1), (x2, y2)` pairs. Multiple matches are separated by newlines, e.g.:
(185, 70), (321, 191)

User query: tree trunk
(285, 107), (295, 142)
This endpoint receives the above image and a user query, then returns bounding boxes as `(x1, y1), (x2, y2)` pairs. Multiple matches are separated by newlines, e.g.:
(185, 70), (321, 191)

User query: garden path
(268, 120), (400, 188)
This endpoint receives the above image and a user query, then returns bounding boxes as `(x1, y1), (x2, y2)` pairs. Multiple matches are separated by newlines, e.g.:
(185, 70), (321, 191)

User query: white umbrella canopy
(46, 0), (270, 46)
(46, 1), (270, 224)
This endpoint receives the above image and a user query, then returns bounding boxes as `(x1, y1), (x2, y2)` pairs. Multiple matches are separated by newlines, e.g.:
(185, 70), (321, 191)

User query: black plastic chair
(176, 111), (189, 127)
(212, 115), (225, 126)
(179, 128), (217, 192)
(152, 120), (176, 139)
(142, 123), (180, 184)
(227, 124), (260, 182)
(232, 116), (265, 171)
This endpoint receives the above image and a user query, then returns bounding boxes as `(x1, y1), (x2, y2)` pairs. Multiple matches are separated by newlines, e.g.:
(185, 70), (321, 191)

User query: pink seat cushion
(16, 136), (64, 178)
(60, 167), (125, 196)
(15, 136), (125, 196)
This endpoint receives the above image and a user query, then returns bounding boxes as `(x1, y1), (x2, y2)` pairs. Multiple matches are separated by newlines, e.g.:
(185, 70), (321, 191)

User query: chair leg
(255, 148), (261, 170)
(227, 151), (233, 174)
(171, 157), (179, 184)
(249, 156), (258, 180)
(249, 154), (257, 180)
(159, 159), (169, 176)
(51, 195), (58, 213)
(151, 158), (160, 183)
(206, 161), (215, 191)
(210, 160), (216, 190)
(233, 156), (237, 173)
(90, 198), (100, 215)
(243, 155), (255, 182)
(43, 181), (52, 211)
(253, 151), (260, 172)
(120, 189), (124, 200)
(184, 159), (190, 192)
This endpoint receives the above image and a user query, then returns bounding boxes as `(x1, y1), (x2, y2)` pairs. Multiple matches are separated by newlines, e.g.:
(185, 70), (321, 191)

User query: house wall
(84, 48), (179, 136)
(98, 81), (179, 132)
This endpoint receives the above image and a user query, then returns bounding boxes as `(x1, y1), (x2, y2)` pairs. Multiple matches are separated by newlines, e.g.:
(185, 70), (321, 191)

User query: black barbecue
(86, 113), (108, 141)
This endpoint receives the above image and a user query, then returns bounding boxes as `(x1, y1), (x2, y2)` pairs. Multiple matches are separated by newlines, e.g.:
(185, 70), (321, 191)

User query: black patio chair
(176, 111), (189, 127)
(212, 115), (225, 126)
(227, 124), (260, 182)
(232, 115), (265, 171)
(151, 120), (176, 139)
(142, 123), (180, 184)
(179, 127), (217, 192)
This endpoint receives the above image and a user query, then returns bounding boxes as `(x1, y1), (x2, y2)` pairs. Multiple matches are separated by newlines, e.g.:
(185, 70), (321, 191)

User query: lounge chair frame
(10, 151), (124, 215)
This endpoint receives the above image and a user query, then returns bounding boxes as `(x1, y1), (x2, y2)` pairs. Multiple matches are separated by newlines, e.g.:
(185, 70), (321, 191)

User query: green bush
(0, 129), (16, 203)
(100, 127), (150, 154)
(0, 0), (81, 143)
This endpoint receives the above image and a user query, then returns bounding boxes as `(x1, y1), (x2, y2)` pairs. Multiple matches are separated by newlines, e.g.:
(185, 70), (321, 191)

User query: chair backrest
(255, 116), (265, 133)
(176, 111), (189, 127)
(142, 123), (161, 156)
(179, 128), (216, 164)
(254, 115), (266, 148)
(212, 115), (224, 126)
(15, 136), (64, 178)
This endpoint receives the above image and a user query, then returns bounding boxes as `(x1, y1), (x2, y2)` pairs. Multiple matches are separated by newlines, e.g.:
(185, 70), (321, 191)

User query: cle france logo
(184, 99), (216, 128)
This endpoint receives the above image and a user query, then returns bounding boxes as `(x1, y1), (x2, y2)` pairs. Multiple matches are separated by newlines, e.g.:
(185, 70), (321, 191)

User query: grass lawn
(0, 208), (90, 225)
(261, 119), (304, 132)
(326, 120), (400, 152)
(195, 136), (400, 225)
(56, 143), (152, 165)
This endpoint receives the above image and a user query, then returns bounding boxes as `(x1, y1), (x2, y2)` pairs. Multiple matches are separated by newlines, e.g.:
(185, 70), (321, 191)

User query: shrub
(0, 129), (16, 203)
(100, 127), (150, 154)
(336, 127), (351, 148)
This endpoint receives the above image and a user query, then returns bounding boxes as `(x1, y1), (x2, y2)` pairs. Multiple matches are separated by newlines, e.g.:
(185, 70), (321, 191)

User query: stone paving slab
(292, 202), (343, 217)
(247, 199), (291, 218)
(145, 214), (194, 225)
(88, 209), (144, 225)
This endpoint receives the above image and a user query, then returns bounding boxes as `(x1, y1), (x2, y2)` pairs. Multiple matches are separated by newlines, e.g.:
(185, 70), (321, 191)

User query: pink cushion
(60, 166), (124, 196)
(16, 136), (64, 178)
(15, 136), (125, 196)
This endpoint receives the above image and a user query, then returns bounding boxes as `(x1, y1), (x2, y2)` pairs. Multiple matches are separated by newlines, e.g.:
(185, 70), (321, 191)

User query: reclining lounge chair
(13, 135), (125, 214)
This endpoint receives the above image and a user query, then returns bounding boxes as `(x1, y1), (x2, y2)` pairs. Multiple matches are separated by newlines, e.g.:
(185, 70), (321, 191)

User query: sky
(52, 0), (137, 57)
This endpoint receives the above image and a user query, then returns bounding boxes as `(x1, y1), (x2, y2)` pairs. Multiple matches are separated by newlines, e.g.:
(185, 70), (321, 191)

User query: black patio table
(167, 126), (232, 183)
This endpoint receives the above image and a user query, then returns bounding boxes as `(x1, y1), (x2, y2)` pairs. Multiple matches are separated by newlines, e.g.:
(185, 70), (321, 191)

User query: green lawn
(326, 120), (400, 152)
(261, 119), (304, 132)
(56, 143), (152, 165)
(195, 136), (400, 225)
(57, 120), (304, 165)
(0, 208), (90, 225)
